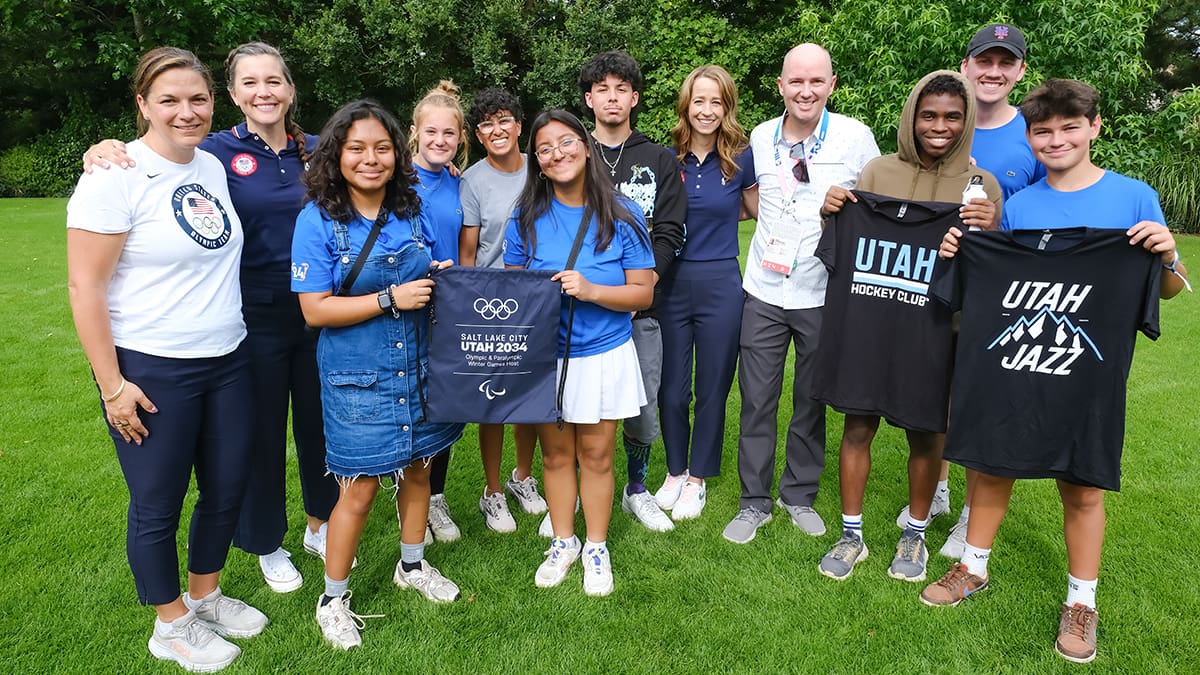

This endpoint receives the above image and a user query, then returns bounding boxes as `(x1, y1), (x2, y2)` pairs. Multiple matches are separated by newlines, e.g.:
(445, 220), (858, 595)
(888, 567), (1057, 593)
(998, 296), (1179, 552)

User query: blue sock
(625, 440), (649, 493)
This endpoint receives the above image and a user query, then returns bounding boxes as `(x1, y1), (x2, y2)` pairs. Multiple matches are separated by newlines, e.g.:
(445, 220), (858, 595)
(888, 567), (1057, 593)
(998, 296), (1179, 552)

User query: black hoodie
(592, 130), (687, 318)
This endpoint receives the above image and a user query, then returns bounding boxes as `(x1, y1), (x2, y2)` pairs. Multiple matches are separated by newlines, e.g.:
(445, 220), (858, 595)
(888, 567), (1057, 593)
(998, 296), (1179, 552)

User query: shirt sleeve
(851, 128), (882, 181)
(1136, 185), (1167, 225)
(929, 248), (963, 311)
(1139, 250), (1162, 340)
(503, 214), (526, 267)
(291, 203), (337, 293)
(737, 148), (757, 190)
(620, 214), (655, 270)
(460, 173), (482, 228)
(815, 210), (839, 273)
(65, 169), (132, 234)
(649, 149), (687, 276)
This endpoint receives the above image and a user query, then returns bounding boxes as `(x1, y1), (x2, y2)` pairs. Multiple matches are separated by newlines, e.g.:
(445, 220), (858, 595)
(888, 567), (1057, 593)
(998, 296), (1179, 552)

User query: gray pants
(622, 317), (662, 446)
(736, 294), (826, 512)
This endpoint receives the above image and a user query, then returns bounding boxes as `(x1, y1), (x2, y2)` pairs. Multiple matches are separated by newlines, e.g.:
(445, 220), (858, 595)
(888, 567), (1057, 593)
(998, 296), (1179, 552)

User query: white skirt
(557, 338), (646, 424)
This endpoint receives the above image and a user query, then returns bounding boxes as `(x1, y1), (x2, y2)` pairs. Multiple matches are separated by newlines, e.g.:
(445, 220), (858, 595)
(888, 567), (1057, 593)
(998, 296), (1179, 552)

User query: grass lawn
(0, 197), (1197, 674)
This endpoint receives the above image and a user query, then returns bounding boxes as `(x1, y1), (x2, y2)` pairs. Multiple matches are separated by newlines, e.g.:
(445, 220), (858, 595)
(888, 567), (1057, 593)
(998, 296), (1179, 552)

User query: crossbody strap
(335, 206), (390, 297)
(556, 207), (593, 428)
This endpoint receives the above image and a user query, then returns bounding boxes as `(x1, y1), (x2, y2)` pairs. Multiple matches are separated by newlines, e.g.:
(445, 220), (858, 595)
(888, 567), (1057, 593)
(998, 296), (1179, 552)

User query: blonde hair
(669, 65), (747, 181)
(409, 79), (468, 167)
(133, 47), (214, 135)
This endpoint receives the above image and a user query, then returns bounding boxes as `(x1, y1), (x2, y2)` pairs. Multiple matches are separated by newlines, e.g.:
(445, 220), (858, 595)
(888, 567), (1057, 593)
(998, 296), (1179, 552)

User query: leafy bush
(0, 145), (41, 197)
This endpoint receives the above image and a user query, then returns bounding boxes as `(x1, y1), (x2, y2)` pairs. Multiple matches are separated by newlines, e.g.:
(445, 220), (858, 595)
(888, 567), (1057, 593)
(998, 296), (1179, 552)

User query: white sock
(324, 574), (349, 599)
(156, 610), (195, 635)
(961, 543), (990, 578)
(181, 589), (215, 611)
(1066, 574), (1098, 609)
(584, 538), (606, 553)
(842, 513), (863, 537)
(906, 515), (929, 540)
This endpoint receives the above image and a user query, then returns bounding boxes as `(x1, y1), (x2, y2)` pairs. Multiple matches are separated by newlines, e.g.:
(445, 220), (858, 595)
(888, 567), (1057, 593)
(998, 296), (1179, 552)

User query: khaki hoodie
(857, 70), (1002, 220)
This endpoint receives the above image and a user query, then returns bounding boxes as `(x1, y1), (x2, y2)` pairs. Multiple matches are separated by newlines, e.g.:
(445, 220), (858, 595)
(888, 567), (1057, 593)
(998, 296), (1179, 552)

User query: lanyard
(773, 108), (829, 167)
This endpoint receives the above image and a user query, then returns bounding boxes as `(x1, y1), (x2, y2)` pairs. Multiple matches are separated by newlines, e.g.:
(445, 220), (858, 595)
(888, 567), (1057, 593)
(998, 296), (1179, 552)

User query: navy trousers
(658, 259), (743, 479)
(110, 345), (255, 605)
(233, 290), (337, 555)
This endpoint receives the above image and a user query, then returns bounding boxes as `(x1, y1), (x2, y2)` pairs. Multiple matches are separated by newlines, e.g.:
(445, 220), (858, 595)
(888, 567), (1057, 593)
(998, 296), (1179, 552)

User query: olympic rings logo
(474, 298), (519, 320)
(191, 216), (222, 237)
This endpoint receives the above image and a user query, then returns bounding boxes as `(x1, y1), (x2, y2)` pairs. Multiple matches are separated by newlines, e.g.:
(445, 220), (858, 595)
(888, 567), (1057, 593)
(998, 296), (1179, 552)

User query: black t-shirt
(813, 191), (959, 433)
(930, 228), (1160, 490)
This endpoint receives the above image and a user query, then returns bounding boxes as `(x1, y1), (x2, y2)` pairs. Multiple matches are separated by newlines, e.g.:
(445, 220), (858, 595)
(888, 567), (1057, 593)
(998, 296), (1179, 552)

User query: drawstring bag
(425, 266), (561, 424)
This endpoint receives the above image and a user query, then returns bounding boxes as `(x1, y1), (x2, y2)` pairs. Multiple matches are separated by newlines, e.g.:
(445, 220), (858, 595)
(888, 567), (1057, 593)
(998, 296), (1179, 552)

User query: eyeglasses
(790, 141), (810, 183)
(535, 137), (583, 160)
(476, 116), (517, 133)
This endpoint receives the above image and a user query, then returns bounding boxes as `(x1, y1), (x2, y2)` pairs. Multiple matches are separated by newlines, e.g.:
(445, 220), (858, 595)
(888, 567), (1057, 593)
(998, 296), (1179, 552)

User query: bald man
(723, 44), (880, 544)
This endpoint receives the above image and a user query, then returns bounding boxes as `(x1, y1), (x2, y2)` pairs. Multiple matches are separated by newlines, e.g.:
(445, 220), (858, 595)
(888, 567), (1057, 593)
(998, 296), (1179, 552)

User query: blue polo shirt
(415, 164), (462, 264)
(679, 148), (756, 261)
(202, 123), (319, 292)
(1001, 171), (1164, 232)
(971, 111), (1046, 201)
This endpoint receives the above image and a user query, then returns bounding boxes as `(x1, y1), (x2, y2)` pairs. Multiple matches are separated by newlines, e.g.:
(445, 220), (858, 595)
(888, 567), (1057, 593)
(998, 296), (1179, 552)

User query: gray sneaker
(818, 530), (869, 580)
(722, 507), (772, 544)
(393, 559), (461, 603)
(148, 611), (241, 671)
(888, 528), (929, 582)
(190, 588), (268, 639)
(776, 498), (826, 536)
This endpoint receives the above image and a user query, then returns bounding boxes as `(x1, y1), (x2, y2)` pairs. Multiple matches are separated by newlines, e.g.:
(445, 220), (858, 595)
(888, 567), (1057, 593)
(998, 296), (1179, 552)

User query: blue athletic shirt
(971, 110), (1046, 201)
(1001, 171), (1165, 232)
(291, 201), (436, 294)
(415, 164), (462, 264)
(678, 148), (756, 261)
(202, 123), (319, 291)
(504, 198), (654, 358)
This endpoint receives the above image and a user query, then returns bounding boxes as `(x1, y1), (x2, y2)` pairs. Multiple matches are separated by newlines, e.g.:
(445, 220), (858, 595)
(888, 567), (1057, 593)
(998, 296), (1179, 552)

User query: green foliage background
(1, 0), (1198, 230)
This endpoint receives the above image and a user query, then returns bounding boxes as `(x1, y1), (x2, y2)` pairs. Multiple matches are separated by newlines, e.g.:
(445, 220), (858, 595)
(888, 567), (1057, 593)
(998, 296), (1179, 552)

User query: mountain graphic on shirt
(986, 306), (1104, 362)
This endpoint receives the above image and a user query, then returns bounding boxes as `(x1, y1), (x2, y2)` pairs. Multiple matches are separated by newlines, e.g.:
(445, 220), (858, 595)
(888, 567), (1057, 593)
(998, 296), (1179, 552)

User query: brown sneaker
(919, 562), (988, 607)
(1055, 603), (1098, 663)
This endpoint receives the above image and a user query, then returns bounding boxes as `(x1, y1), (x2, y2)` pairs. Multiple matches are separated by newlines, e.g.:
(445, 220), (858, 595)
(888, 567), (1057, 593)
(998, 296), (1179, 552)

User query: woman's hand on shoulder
(83, 139), (134, 173)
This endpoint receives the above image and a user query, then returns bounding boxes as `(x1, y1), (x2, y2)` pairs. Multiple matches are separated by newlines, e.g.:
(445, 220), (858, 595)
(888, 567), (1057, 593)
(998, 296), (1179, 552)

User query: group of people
(68, 22), (1187, 672)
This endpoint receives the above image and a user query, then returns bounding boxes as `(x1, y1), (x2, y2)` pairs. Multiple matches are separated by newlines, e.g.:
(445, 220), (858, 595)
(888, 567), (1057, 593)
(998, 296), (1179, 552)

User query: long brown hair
(224, 42), (310, 162)
(669, 65), (747, 181)
(132, 47), (213, 135)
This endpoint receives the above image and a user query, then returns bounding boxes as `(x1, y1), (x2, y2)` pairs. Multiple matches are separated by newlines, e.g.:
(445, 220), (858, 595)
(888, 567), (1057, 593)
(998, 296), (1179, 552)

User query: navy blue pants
(233, 290), (338, 555)
(110, 345), (255, 605)
(658, 259), (743, 479)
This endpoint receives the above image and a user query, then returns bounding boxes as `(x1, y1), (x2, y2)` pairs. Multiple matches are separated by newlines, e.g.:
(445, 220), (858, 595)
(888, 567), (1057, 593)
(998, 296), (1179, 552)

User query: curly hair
(917, 73), (969, 111)
(513, 109), (647, 263)
(669, 65), (748, 182)
(467, 88), (523, 129)
(225, 42), (310, 162)
(409, 80), (468, 167)
(302, 100), (420, 224)
(578, 50), (643, 94)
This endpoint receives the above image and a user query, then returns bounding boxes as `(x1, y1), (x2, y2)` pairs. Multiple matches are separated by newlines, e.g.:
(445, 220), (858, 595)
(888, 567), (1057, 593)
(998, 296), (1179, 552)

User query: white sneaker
(189, 588), (269, 639)
(939, 514), (969, 558)
(582, 544), (614, 597)
(535, 536), (581, 588)
(895, 490), (951, 529)
(427, 494), (462, 542)
(315, 592), (379, 651)
(479, 489), (517, 532)
(302, 523), (358, 568)
(392, 559), (461, 603)
(148, 610), (240, 672)
(259, 547), (302, 593)
(654, 471), (688, 510)
(671, 480), (707, 520)
(621, 488), (674, 532)
(537, 497), (581, 537)
(505, 469), (548, 514)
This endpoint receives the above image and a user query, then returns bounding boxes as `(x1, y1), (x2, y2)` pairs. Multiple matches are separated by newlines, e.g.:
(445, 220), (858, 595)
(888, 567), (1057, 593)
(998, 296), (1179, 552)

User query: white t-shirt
(66, 140), (246, 358)
(744, 112), (879, 309)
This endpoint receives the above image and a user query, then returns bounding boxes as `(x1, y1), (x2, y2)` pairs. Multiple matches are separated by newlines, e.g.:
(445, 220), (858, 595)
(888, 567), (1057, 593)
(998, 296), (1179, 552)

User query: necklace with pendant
(595, 137), (627, 177)
(418, 167), (443, 193)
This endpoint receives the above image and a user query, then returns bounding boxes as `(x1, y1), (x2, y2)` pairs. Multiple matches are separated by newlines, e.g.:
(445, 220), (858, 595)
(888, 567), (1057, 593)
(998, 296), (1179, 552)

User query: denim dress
(317, 216), (463, 477)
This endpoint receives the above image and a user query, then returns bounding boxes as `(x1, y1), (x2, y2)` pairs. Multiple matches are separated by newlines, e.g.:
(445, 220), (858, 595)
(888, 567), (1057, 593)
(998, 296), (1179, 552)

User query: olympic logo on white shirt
(474, 298), (519, 320)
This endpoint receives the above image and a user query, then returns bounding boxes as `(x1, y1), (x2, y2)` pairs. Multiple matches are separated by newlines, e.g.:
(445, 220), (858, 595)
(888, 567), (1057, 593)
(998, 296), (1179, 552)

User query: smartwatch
(377, 287), (400, 318)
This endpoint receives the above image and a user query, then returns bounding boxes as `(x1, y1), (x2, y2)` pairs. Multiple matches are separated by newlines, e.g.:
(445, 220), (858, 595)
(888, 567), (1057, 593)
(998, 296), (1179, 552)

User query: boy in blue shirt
(923, 78), (1189, 664)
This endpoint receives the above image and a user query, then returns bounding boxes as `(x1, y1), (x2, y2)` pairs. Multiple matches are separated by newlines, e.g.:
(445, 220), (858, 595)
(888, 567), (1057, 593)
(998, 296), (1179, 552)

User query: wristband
(1162, 249), (1180, 271)
(102, 378), (127, 402)
(1162, 249), (1192, 292)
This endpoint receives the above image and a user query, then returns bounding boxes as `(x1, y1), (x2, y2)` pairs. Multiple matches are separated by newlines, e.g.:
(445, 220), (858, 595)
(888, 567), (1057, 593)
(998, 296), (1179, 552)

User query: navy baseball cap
(966, 24), (1027, 59)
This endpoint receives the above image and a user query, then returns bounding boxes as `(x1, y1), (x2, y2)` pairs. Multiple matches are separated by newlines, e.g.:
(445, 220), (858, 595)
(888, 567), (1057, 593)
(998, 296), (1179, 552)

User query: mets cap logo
(172, 184), (233, 250)
(230, 153), (258, 176)
(995, 25), (1010, 40)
